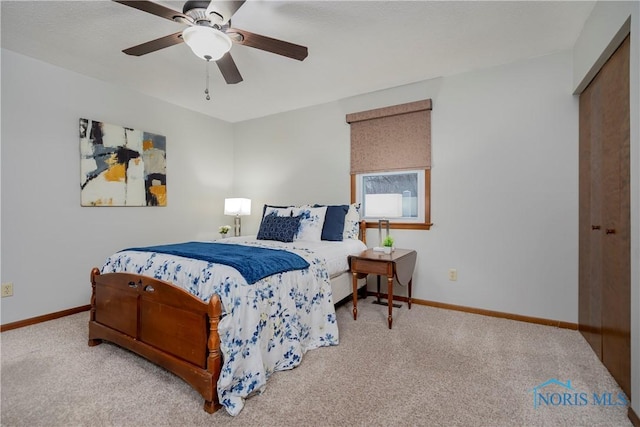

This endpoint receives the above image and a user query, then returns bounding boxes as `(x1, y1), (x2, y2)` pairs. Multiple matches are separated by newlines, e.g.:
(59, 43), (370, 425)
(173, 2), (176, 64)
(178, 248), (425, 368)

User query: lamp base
(378, 219), (390, 247)
(233, 216), (241, 237)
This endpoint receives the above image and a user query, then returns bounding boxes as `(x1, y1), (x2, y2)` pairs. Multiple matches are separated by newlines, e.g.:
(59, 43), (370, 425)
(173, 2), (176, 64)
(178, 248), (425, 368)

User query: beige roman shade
(346, 99), (432, 174)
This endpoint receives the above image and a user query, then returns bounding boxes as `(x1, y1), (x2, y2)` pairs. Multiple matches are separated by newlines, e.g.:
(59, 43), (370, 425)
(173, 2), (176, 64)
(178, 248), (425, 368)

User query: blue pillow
(315, 204), (348, 241)
(257, 212), (303, 242)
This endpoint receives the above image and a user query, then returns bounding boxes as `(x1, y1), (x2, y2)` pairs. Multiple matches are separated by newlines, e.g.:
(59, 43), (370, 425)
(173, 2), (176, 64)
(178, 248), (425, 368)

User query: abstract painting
(80, 118), (167, 206)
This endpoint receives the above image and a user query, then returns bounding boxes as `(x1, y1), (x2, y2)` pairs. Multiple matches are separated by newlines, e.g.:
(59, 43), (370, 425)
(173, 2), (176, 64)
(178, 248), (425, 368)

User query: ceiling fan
(114, 0), (308, 85)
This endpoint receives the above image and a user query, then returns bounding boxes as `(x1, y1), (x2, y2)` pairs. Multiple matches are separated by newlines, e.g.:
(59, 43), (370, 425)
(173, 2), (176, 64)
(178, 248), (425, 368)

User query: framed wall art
(80, 118), (166, 206)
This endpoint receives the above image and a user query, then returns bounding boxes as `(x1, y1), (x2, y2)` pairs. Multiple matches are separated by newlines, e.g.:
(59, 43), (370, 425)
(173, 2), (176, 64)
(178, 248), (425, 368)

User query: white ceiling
(1, 1), (595, 123)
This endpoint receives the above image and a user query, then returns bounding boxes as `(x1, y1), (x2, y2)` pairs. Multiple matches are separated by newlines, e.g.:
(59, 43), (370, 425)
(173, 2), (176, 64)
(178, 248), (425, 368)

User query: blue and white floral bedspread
(101, 239), (339, 416)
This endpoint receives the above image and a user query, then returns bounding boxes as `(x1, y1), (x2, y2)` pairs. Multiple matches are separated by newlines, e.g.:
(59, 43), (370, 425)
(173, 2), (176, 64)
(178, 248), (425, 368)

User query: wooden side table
(349, 248), (417, 329)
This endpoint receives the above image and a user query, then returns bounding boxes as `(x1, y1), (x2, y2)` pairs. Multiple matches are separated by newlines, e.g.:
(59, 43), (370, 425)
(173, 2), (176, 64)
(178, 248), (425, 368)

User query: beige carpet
(0, 300), (632, 426)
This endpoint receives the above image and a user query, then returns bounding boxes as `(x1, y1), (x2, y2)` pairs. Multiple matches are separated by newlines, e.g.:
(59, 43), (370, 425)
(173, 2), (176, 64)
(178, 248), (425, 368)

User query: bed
(88, 204), (366, 415)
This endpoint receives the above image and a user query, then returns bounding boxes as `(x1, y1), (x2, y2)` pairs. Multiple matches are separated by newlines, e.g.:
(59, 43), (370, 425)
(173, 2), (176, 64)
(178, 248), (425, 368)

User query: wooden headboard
(359, 220), (367, 245)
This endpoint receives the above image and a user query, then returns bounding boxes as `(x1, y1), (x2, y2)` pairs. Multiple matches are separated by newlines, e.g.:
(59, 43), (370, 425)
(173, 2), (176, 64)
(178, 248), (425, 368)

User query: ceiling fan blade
(216, 52), (243, 84)
(228, 28), (308, 61)
(206, 0), (246, 25)
(113, 1), (191, 23)
(123, 32), (184, 56)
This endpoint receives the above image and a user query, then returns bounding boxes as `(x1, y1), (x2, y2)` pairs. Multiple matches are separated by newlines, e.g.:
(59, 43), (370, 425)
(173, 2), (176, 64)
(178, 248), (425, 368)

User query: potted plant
(382, 235), (394, 254)
(219, 225), (231, 238)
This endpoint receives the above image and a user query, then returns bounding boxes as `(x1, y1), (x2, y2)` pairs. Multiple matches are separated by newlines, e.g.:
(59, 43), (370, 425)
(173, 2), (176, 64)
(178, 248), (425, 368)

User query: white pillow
(264, 206), (293, 217)
(292, 206), (327, 241)
(343, 203), (361, 240)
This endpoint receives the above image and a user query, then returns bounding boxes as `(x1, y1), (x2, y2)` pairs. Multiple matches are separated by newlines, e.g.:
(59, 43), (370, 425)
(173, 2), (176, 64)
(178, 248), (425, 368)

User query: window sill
(364, 221), (432, 231)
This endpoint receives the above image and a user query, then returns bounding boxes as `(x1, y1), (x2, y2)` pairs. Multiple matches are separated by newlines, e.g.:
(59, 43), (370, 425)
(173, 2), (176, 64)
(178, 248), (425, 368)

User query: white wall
(0, 49), (235, 324)
(234, 51), (579, 323)
(572, 0), (640, 417)
(1, 49), (579, 325)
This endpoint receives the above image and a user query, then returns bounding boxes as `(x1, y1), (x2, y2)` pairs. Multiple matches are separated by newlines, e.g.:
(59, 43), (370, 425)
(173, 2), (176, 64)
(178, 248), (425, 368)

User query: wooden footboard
(88, 268), (223, 413)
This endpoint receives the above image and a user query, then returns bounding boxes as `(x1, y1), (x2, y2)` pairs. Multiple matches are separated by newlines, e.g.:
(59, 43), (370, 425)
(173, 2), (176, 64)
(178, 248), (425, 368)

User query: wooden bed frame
(88, 221), (366, 413)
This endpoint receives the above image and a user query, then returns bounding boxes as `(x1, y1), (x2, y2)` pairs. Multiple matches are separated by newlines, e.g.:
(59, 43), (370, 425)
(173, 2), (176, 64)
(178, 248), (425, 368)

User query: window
(347, 100), (432, 230)
(356, 170), (425, 223)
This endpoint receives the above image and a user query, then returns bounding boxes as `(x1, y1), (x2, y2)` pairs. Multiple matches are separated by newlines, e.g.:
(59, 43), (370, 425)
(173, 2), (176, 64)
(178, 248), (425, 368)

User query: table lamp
(364, 193), (403, 250)
(224, 198), (251, 237)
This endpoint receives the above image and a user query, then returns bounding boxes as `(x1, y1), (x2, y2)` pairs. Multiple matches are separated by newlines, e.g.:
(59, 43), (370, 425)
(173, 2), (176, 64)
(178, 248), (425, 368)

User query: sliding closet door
(600, 35), (630, 398)
(579, 74), (603, 358)
(578, 35), (630, 398)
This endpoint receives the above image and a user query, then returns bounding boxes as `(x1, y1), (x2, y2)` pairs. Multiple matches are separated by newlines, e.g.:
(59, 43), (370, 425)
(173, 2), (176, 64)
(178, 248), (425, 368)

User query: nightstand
(349, 248), (417, 329)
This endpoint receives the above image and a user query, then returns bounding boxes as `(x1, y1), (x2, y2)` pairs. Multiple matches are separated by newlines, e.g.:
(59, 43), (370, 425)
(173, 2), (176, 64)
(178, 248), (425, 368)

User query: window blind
(346, 99), (432, 174)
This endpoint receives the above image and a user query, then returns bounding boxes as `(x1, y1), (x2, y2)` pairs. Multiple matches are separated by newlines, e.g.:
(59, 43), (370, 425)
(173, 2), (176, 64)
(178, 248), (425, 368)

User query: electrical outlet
(1, 282), (14, 297)
(448, 269), (458, 281)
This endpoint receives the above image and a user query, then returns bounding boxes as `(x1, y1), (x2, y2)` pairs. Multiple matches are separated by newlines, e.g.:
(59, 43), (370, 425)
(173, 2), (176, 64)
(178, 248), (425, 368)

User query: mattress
(217, 236), (367, 277)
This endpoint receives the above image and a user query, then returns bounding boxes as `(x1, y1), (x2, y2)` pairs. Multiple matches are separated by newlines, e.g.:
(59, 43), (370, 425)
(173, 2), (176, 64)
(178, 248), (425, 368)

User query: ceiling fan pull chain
(204, 57), (211, 101)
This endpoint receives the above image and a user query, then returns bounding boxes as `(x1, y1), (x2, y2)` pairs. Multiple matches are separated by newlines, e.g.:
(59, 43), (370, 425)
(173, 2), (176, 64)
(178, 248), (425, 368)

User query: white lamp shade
(224, 198), (251, 216)
(182, 26), (232, 61)
(365, 194), (403, 218)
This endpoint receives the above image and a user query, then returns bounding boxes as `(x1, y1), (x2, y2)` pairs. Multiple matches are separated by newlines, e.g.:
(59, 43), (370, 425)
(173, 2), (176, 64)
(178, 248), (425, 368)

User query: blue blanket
(123, 242), (310, 284)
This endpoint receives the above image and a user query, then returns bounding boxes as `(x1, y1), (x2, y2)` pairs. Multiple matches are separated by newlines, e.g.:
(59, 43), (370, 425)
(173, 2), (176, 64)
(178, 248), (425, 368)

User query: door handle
(605, 229), (616, 235)
(591, 225), (601, 230)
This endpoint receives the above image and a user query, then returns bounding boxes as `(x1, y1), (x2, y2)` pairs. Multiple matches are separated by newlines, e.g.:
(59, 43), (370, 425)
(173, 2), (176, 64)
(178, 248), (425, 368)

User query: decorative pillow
(343, 203), (361, 240)
(292, 206), (328, 242)
(262, 204), (293, 218)
(257, 212), (302, 243)
(314, 204), (348, 241)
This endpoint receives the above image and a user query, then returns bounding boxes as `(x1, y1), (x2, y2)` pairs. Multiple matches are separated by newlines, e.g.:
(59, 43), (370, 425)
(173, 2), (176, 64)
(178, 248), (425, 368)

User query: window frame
(351, 169), (432, 231)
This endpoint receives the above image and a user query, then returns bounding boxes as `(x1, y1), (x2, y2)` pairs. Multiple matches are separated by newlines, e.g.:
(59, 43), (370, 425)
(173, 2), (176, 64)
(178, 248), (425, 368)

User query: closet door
(600, 35), (630, 398)
(578, 75), (603, 358)
(578, 35), (630, 398)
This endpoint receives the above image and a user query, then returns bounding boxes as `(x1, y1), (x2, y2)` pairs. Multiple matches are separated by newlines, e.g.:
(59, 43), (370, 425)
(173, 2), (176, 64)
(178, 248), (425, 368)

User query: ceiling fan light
(182, 26), (232, 61)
